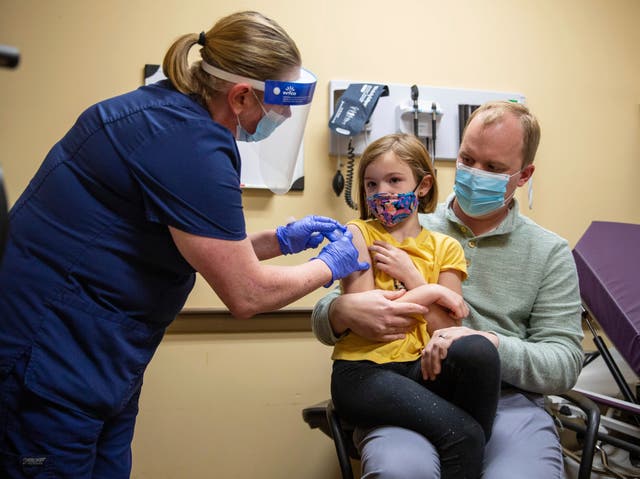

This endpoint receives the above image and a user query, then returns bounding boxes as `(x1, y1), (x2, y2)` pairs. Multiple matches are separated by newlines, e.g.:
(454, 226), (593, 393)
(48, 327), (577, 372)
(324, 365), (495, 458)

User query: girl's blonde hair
(357, 133), (438, 220)
(162, 11), (301, 104)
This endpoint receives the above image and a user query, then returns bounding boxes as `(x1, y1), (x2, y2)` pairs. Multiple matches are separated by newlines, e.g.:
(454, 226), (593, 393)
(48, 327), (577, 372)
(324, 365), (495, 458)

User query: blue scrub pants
(0, 353), (141, 478)
(354, 390), (564, 479)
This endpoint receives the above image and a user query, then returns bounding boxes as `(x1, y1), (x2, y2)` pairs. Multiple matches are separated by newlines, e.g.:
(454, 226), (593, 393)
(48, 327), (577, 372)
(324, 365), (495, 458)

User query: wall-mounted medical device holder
(458, 104), (480, 146)
(328, 80), (526, 160)
(396, 100), (443, 138)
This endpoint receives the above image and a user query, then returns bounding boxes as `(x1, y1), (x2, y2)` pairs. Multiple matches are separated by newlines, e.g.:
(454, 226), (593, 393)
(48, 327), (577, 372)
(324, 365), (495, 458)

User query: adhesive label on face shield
(263, 68), (317, 106)
(264, 80), (316, 106)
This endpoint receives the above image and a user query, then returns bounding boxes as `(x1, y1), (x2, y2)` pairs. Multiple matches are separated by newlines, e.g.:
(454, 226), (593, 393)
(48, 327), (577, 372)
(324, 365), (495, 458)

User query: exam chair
(554, 220), (640, 478)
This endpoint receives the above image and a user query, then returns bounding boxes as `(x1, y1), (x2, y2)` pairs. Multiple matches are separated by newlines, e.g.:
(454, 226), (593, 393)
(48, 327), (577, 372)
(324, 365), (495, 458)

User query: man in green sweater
(312, 100), (583, 478)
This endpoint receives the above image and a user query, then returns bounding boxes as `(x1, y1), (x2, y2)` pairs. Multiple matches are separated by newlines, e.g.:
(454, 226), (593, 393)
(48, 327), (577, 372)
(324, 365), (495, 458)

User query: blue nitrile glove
(312, 229), (370, 287)
(323, 228), (346, 242)
(276, 215), (347, 255)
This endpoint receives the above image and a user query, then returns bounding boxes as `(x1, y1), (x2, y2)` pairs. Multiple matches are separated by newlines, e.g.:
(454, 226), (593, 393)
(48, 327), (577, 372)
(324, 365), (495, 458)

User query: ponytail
(162, 33), (199, 95)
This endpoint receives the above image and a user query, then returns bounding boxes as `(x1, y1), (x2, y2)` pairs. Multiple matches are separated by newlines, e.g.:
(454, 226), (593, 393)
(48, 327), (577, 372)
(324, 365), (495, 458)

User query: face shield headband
(201, 61), (317, 194)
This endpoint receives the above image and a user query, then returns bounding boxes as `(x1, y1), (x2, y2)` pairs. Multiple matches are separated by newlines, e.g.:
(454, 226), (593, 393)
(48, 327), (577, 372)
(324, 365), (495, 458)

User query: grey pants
(354, 390), (563, 479)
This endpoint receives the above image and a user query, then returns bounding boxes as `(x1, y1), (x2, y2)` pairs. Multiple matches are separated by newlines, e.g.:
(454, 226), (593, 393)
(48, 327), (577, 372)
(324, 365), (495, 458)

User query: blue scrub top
(0, 81), (246, 416)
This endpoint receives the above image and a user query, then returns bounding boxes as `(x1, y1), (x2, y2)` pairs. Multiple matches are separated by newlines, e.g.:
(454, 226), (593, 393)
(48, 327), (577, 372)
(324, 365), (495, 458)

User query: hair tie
(197, 31), (206, 46)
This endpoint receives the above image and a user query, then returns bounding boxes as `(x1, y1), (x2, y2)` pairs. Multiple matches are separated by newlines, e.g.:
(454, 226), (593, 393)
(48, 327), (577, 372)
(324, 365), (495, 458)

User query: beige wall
(1, 0), (639, 477)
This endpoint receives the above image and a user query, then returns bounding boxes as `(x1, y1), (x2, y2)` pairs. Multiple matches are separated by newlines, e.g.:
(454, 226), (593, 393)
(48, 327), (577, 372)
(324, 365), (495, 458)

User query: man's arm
(496, 241), (584, 394)
(421, 237), (584, 392)
(310, 288), (427, 346)
(311, 287), (343, 345)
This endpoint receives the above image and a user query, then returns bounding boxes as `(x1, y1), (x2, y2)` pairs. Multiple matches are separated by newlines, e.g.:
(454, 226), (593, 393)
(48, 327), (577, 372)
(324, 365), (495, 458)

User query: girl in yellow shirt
(331, 133), (501, 479)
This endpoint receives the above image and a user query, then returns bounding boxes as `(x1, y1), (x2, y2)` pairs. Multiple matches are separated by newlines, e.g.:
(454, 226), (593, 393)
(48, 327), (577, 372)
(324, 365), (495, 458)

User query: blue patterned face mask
(453, 162), (520, 217)
(367, 191), (419, 227)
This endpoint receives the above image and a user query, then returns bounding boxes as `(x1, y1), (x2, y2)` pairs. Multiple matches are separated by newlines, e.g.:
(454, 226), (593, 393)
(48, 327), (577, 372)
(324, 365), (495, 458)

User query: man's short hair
(466, 101), (541, 167)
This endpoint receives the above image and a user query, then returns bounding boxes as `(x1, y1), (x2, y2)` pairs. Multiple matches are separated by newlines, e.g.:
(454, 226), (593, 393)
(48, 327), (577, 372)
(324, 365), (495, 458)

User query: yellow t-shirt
(332, 219), (468, 364)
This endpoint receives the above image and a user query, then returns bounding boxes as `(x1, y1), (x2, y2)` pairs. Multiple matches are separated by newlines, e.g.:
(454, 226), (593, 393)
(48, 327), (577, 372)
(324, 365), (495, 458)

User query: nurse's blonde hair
(163, 11), (302, 103)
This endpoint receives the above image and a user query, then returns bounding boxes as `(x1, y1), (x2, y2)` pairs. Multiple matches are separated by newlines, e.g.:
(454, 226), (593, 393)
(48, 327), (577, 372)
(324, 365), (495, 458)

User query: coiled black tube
(345, 137), (358, 210)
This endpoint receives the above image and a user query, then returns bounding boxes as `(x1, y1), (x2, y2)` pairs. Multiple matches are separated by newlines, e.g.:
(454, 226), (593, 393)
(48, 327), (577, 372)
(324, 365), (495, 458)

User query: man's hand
(330, 289), (428, 342)
(421, 326), (499, 380)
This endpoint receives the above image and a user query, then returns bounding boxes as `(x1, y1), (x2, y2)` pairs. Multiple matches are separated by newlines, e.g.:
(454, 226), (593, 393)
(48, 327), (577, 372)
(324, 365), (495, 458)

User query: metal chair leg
(326, 400), (355, 479)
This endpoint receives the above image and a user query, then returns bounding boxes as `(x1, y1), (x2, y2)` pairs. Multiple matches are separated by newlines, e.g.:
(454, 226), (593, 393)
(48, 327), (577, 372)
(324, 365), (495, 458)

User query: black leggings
(331, 335), (501, 479)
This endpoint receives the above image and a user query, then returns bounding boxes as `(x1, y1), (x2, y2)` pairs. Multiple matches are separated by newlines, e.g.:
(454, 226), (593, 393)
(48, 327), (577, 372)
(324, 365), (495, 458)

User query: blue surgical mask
(236, 92), (287, 142)
(453, 162), (520, 217)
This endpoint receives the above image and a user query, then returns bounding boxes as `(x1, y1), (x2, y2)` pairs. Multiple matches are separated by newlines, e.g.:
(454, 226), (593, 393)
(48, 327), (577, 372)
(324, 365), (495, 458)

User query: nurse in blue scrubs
(0, 11), (368, 478)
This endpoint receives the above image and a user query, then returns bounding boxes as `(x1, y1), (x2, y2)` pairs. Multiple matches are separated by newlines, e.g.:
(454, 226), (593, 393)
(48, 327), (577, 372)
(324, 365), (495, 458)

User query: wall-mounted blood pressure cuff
(201, 61), (317, 194)
(328, 83), (389, 136)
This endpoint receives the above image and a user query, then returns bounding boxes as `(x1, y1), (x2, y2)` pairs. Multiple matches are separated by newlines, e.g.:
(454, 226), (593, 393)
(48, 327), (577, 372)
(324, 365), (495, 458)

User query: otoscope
(411, 85), (419, 138)
(431, 101), (437, 161)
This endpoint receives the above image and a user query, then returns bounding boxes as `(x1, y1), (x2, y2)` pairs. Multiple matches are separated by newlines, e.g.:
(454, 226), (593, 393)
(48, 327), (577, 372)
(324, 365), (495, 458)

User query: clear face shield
(201, 62), (317, 194)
